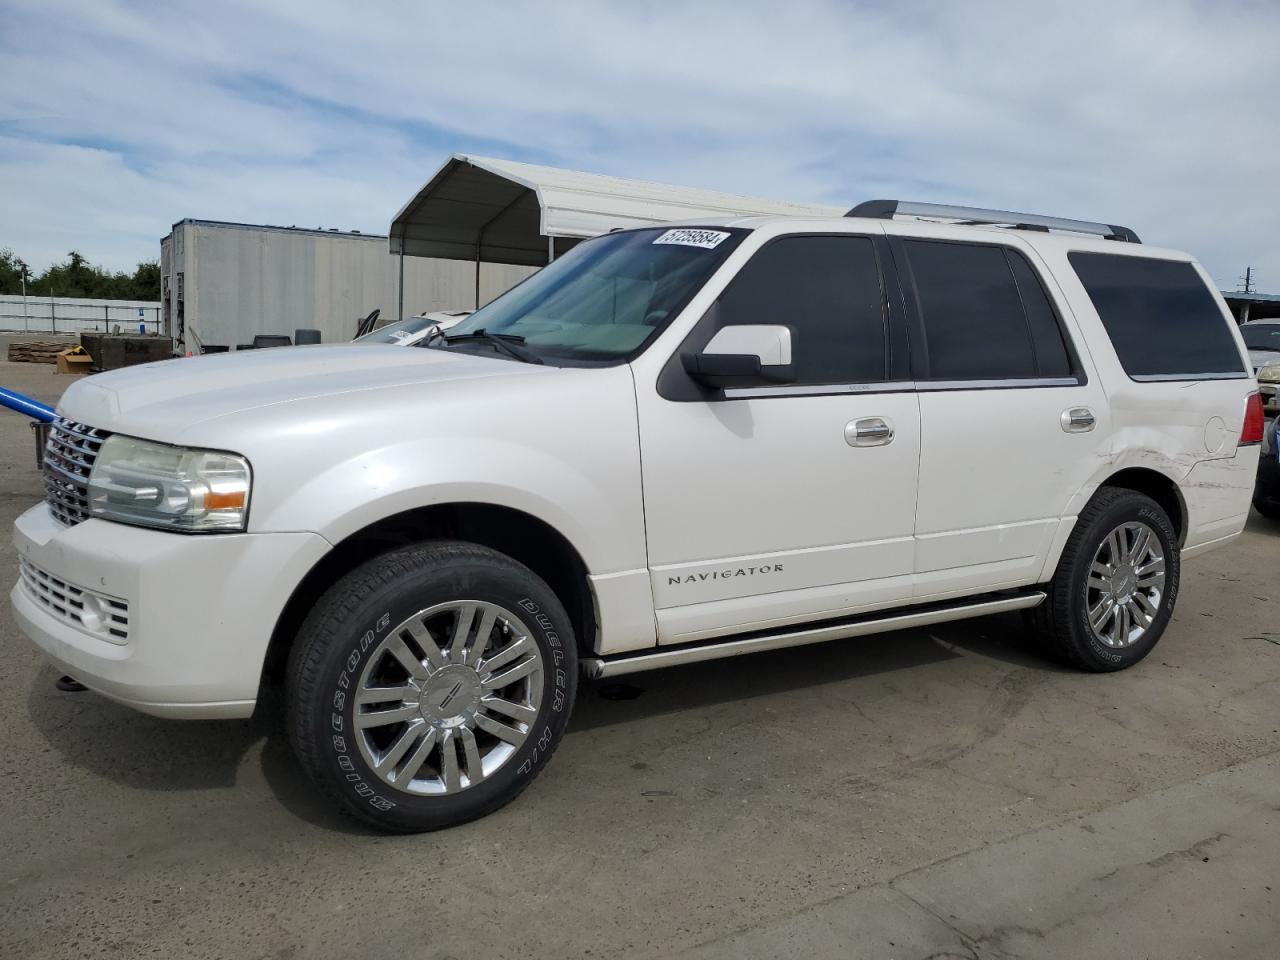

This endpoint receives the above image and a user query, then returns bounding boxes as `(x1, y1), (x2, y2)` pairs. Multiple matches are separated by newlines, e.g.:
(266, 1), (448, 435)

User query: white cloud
(2, 0), (1277, 290)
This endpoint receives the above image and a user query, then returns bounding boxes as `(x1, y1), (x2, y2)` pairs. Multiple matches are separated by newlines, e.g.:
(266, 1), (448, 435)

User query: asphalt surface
(2, 357), (1278, 959)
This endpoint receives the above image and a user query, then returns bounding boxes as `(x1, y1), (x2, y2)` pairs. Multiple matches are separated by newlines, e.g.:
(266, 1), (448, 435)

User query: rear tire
(1032, 488), (1179, 672)
(287, 541), (577, 832)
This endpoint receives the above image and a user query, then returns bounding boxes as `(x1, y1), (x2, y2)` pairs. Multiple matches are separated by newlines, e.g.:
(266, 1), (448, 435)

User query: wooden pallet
(7, 341), (73, 364)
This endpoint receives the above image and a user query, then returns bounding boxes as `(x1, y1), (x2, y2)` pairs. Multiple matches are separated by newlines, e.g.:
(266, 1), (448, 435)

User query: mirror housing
(681, 324), (795, 389)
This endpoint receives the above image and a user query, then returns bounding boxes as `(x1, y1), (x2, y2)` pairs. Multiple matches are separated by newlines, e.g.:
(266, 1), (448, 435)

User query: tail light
(1241, 391), (1264, 445)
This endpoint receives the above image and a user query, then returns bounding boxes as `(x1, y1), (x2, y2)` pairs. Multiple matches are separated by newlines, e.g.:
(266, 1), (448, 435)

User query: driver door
(635, 232), (921, 645)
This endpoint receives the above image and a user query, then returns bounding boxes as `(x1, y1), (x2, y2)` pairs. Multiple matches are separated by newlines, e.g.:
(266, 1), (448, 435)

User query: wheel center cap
(1111, 564), (1137, 601)
(418, 664), (481, 729)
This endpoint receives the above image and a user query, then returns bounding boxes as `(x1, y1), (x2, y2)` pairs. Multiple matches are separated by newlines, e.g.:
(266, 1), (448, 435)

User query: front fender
(260, 434), (642, 574)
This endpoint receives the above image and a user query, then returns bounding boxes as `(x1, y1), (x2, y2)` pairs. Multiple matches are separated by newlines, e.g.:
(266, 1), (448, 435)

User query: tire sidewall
(1067, 496), (1179, 669)
(300, 551), (576, 831)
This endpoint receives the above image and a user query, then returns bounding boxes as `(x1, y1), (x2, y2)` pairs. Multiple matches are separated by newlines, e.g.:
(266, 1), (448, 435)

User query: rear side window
(716, 235), (887, 384)
(903, 240), (1074, 381)
(1069, 253), (1246, 379)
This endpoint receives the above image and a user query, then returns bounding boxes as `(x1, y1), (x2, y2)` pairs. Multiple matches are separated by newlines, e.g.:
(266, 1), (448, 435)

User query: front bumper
(1260, 382), (1278, 414)
(11, 504), (329, 718)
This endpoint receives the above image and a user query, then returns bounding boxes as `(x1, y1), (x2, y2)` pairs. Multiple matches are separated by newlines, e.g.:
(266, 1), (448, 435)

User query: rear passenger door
(884, 228), (1109, 601)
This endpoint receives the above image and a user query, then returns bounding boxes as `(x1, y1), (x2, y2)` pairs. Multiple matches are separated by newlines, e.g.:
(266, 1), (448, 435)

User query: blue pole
(0, 387), (56, 423)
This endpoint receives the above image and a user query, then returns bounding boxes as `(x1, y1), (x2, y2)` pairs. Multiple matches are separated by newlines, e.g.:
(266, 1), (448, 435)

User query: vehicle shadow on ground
(24, 665), (374, 835)
(24, 611), (1062, 836)
(571, 610), (1067, 732)
(1244, 509), (1280, 538)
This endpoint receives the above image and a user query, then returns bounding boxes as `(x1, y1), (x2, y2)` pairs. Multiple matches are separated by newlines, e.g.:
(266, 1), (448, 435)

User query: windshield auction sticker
(652, 228), (731, 249)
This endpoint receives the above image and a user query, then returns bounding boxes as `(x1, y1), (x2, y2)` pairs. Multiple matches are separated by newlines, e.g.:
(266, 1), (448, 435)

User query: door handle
(1061, 407), (1096, 433)
(846, 417), (894, 447)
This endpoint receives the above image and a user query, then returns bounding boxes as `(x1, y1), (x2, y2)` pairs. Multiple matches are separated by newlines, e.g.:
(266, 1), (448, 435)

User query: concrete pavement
(1, 358), (1277, 959)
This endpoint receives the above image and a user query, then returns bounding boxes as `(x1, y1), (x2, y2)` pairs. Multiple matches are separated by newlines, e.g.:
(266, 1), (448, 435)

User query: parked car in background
(1241, 320), (1280, 413)
(12, 201), (1261, 832)
(1253, 415), (1280, 519)
(355, 310), (473, 347)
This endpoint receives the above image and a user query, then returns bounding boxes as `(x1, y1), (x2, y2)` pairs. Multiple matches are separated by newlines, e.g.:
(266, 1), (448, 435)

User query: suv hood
(58, 343), (542, 440)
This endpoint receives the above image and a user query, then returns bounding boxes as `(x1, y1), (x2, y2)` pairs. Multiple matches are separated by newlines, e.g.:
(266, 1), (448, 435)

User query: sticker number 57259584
(652, 228), (731, 249)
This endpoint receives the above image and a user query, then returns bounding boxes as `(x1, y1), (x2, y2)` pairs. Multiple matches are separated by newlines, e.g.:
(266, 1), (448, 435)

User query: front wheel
(1033, 488), (1179, 672)
(287, 542), (577, 832)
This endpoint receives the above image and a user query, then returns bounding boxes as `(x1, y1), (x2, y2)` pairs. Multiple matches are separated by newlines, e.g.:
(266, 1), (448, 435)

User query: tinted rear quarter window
(1069, 253), (1245, 379)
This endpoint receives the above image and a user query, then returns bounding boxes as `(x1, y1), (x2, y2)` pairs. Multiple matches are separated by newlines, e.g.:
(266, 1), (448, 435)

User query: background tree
(0, 248), (161, 300)
(0, 248), (30, 294)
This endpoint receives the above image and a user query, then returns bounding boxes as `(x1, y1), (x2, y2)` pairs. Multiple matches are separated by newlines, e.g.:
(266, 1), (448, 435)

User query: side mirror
(681, 325), (795, 389)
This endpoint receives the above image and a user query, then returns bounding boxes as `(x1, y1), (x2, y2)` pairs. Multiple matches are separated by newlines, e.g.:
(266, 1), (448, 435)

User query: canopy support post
(396, 251), (405, 322)
(548, 236), (555, 263)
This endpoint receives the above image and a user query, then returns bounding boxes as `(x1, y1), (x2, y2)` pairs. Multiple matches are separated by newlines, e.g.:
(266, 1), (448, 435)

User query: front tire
(287, 542), (577, 832)
(1033, 488), (1179, 672)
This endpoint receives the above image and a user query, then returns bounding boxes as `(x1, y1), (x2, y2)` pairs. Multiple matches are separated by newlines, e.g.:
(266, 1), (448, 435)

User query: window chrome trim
(916, 377), (1081, 391)
(721, 376), (1085, 400)
(723, 380), (915, 399)
(1129, 372), (1250, 383)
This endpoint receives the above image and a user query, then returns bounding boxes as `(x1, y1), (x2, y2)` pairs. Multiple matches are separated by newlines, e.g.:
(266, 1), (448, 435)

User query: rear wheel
(1033, 488), (1179, 671)
(287, 542), (577, 832)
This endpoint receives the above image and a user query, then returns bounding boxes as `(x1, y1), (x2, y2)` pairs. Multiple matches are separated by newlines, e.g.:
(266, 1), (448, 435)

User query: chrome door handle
(846, 417), (894, 447)
(1062, 407), (1096, 433)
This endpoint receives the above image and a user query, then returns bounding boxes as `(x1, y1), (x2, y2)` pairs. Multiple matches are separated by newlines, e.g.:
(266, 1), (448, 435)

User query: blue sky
(2, 0), (1278, 291)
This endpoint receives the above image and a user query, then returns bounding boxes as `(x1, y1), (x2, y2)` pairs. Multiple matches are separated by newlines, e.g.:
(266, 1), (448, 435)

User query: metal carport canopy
(388, 154), (844, 267)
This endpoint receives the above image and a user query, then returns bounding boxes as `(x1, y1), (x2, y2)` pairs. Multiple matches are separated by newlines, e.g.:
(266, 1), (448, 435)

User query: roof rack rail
(847, 200), (1141, 244)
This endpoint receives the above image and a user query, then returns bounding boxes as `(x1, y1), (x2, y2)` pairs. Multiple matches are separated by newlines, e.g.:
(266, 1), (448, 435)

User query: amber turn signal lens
(204, 491), (246, 510)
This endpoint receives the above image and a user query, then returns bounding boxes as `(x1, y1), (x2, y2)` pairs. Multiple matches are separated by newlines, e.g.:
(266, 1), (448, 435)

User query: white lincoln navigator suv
(12, 201), (1262, 832)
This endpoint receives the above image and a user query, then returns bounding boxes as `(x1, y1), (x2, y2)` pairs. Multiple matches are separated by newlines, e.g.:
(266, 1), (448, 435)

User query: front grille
(43, 417), (110, 526)
(18, 557), (130, 643)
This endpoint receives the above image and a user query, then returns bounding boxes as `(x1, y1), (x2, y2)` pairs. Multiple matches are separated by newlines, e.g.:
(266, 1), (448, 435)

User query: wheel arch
(1040, 464), (1188, 583)
(1097, 466), (1187, 547)
(258, 502), (598, 691)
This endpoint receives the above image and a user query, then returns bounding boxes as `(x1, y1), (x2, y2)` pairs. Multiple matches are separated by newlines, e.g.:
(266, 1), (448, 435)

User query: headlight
(1258, 362), (1280, 383)
(87, 435), (251, 532)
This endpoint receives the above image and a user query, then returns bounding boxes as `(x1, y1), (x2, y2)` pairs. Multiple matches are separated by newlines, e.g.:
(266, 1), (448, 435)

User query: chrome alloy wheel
(1084, 520), (1166, 648)
(354, 601), (544, 795)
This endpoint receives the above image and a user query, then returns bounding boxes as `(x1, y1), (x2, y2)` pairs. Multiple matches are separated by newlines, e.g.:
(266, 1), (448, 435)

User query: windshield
(1242, 323), (1280, 352)
(440, 227), (745, 363)
(357, 315), (437, 344)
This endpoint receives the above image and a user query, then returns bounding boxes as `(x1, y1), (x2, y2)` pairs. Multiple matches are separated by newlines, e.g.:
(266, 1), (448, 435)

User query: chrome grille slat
(17, 557), (130, 644)
(43, 417), (111, 527)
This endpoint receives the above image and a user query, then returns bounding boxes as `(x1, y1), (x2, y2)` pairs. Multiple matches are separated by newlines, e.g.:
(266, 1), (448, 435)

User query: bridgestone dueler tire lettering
(286, 541), (578, 832)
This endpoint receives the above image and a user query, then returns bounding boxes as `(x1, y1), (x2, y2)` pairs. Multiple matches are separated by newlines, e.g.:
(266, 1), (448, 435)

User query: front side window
(1069, 253), (1246, 379)
(713, 235), (887, 384)
(905, 239), (1069, 381)
(439, 227), (745, 364)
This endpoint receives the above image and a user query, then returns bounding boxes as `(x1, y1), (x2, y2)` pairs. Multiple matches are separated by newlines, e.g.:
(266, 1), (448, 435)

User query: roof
(388, 154), (844, 266)
(1222, 290), (1280, 304)
(171, 219), (384, 240)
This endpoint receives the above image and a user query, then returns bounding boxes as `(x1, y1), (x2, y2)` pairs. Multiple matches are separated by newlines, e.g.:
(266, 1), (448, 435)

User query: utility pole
(1239, 266), (1255, 294)
(20, 264), (29, 333)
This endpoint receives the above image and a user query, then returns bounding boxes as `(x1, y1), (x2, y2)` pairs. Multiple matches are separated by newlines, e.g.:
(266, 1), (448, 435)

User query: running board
(582, 591), (1046, 679)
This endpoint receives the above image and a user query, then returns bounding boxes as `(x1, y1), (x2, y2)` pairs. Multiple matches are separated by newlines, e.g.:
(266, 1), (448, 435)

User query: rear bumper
(11, 504), (329, 719)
